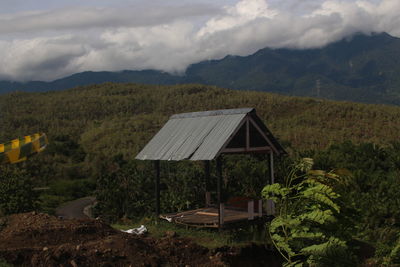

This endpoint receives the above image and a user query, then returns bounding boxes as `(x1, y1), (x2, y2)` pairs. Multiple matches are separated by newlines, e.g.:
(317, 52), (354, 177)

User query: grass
(113, 217), (270, 249)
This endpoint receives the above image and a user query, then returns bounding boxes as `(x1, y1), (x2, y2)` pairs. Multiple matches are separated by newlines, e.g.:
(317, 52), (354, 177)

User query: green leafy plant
(262, 158), (351, 266)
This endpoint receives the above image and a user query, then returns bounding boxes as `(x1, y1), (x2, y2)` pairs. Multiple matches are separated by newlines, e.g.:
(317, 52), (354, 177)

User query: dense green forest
(1, 82), (400, 265)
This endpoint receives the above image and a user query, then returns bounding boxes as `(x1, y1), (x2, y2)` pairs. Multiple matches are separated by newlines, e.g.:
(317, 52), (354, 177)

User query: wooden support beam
(204, 161), (210, 206)
(219, 203), (225, 225)
(246, 118), (250, 150)
(217, 157), (223, 228)
(248, 200), (254, 220)
(258, 199), (263, 217)
(220, 146), (272, 154)
(266, 200), (275, 215)
(248, 116), (279, 155)
(205, 192), (211, 207)
(269, 150), (275, 184)
(269, 151), (276, 215)
(155, 160), (160, 217)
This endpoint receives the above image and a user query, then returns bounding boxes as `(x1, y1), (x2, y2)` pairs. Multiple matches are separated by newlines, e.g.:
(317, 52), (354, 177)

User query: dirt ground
(0, 212), (281, 267)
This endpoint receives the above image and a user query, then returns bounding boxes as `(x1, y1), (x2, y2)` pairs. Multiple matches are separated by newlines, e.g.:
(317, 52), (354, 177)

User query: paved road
(55, 196), (96, 219)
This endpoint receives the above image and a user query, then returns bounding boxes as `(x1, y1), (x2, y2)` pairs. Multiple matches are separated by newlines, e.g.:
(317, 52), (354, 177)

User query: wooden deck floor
(160, 207), (264, 228)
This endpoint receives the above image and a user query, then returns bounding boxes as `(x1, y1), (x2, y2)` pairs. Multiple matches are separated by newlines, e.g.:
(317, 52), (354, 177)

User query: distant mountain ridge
(1, 32), (400, 105)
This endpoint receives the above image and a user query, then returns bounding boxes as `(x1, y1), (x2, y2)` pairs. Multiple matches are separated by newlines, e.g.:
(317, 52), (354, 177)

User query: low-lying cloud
(0, 0), (399, 81)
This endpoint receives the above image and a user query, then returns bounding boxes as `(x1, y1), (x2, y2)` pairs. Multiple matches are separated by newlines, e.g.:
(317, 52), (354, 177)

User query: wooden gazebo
(135, 108), (286, 228)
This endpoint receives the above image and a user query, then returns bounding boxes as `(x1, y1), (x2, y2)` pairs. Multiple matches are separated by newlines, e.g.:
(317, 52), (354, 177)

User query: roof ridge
(170, 108), (254, 119)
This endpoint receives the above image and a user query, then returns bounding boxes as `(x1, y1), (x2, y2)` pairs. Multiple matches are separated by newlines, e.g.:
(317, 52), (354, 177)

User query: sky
(0, 0), (399, 81)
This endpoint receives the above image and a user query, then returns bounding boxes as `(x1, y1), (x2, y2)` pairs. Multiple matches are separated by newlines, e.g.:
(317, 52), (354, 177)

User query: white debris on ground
(121, 225), (147, 235)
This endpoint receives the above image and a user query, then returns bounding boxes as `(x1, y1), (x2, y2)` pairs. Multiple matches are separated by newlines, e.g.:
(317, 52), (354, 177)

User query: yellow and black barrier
(0, 133), (48, 164)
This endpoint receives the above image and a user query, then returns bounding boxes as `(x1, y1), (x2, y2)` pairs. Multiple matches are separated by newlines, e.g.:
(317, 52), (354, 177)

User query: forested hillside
(1, 81), (399, 187)
(2, 32), (400, 105)
(1, 83), (400, 264)
(186, 32), (400, 105)
(1, 82), (400, 155)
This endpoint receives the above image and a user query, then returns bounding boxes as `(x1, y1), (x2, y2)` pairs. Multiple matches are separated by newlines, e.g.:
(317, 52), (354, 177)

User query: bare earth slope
(0, 213), (280, 267)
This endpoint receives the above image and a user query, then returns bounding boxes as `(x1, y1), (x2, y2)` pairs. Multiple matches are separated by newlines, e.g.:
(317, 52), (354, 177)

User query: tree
(262, 158), (355, 266)
(0, 166), (37, 215)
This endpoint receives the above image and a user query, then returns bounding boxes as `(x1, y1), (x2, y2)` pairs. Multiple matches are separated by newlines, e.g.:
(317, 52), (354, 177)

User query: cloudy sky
(0, 0), (399, 81)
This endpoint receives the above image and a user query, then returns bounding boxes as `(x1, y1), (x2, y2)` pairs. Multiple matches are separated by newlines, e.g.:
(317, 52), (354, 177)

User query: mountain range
(1, 32), (400, 105)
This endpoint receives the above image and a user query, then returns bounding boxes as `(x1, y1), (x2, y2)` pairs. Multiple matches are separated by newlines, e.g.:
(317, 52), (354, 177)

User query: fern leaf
(262, 183), (289, 201)
(300, 237), (346, 256)
(298, 209), (336, 224)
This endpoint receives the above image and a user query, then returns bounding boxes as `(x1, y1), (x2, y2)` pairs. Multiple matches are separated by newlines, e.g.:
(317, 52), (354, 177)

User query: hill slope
(1, 82), (400, 158)
(1, 83), (399, 265)
(187, 32), (400, 104)
(1, 32), (400, 105)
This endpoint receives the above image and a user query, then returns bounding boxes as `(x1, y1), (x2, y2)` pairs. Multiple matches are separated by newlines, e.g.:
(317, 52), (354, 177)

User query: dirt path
(55, 196), (96, 219)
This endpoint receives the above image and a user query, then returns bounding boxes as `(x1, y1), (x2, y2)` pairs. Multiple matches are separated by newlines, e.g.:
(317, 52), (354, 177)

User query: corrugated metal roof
(170, 108), (254, 119)
(135, 108), (286, 161)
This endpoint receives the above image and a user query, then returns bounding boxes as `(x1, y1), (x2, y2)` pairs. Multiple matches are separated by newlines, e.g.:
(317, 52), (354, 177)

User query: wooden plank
(220, 147), (272, 153)
(161, 206), (270, 228)
(196, 211), (218, 216)
(161, 208), (205, 218)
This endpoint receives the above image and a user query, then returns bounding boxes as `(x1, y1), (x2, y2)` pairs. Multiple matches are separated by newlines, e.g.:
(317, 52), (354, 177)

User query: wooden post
(205, 192), (211, 207)
(258, 199), (263, 217)
(269, 151), (276, 215)
(266, 200), (275, 215)
(204, 161), (210, 207)
(217, 157), (223, 228)
(155, 160), (160, 218)
(219, 203), (225, 225)
(246, 118), (250, 151)
(269, 150), (274, 184)
(248, 200), (254, 220)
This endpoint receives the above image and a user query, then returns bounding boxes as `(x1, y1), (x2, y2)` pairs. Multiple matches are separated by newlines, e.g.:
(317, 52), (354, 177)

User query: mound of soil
(0, 212), (281, 266)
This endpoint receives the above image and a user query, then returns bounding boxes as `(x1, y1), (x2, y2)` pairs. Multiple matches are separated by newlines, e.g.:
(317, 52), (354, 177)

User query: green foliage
(383, 234), (400, 265)
(0, 166), (37, 215)
(263, 158), (356, 266)
(94, 159), (154, 222)
(0, 258), (12, 267)
(159, 161), (205, 212)
(49, 179), (95, 199)
(37, 194), (68, 215)
(223, 155), (270, 198)
(305, 142), (400, 262)
(36, 178), (96, 215)
(1, 82), (400, 264)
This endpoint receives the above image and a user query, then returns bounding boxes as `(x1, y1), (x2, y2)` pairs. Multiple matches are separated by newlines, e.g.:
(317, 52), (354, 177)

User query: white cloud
(197, 0), (277, 37)
(0, 4), (218, 34)
(0, 0), (400, 81)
